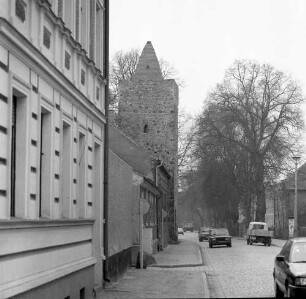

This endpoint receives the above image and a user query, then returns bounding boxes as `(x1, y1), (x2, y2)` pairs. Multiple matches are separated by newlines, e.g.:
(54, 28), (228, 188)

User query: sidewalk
(272, 238), (287, 248)
(151, 238), (203, 267)
(99, 238), (209, 298)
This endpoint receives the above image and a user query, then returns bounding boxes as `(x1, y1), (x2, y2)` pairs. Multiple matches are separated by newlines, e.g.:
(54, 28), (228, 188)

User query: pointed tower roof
(134, 41), (163, 80)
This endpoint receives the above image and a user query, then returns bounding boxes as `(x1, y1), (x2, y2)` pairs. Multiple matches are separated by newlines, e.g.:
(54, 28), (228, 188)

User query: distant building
(265, 163), (306, 239)
(108, 125), (162, 278)
(0, 1), (108, 298)
(117, 41), (179, 242)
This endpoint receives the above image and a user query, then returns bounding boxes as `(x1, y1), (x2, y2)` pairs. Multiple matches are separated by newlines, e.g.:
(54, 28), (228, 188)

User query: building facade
(108, 125), (161, 277)
(0, 0), (108, 298)
(265, 163), (306, 239)
(117, 41), (179, 242)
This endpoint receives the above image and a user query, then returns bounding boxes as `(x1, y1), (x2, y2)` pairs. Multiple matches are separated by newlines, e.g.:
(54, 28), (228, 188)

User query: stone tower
(118, 41), (178, 236)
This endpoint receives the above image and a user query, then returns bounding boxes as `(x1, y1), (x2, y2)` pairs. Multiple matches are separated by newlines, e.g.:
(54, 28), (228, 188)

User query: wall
(117, 42), (179, 241)
(143, 227), (153, 254)
(13, 266), (94, 299)
(0, 0), (107, 297)
(0, 220), (95, 298)
(266, 182), (306, 239)
(107, 150), (133, 278)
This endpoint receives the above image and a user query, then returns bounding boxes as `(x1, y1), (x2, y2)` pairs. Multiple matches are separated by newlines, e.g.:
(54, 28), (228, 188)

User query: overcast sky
(110, 0), (306, 117)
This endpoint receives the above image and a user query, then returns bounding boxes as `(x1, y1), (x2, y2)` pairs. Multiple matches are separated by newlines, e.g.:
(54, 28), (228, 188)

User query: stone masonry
(117, 41), (179, 239)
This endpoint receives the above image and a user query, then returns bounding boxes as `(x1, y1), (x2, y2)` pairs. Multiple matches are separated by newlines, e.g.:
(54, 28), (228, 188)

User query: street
(182, 232), (286, 298)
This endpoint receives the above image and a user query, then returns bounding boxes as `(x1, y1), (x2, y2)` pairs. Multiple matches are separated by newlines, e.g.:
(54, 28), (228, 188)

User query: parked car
(208, 228), (232, 248)
(183, 222), (194, 232)
(246, 221), (272, 246)
(198, 227), (211, 242)
(274, 238), (306, 298)
(178, 227), (184, 235)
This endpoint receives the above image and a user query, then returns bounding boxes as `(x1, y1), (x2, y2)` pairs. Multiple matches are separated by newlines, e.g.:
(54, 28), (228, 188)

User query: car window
(211, 229), (229, 235)
(253, 224), (264, 229)
(280, 240), (293, 260)
(290, 242), (306, 263)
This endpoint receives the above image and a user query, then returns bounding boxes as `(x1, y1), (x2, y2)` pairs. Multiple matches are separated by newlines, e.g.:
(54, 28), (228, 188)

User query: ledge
(0, 257), (96, 299)
(0, 218), (95, 230)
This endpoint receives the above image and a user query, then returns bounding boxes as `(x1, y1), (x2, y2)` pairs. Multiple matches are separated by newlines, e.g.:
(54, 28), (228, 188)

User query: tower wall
(117, 42), (179, 239)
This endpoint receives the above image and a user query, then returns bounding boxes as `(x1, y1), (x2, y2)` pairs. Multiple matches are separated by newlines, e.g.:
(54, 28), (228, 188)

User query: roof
(109, 125), (151, 177)
(134, 41), (163, 81)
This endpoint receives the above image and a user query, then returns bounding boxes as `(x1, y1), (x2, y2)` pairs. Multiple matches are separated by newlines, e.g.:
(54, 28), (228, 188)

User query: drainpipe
(155, 160), (163, 248)
(155, 160), (162, 186)
(103, 0), (110, 284)
(139, 192), (143, 269)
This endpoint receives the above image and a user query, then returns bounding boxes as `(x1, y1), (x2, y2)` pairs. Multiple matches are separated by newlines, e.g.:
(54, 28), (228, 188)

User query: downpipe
(103, 0), (111, 284)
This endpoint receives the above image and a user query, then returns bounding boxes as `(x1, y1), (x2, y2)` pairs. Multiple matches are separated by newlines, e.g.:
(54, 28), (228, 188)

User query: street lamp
(292, 156), (301, 238)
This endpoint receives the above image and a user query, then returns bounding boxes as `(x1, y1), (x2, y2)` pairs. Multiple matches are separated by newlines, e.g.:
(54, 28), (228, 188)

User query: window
(280, 240), (293, 260)
(40, 107), (52, 218)
(43, 27), (51, 49)
(75, 0), (80, 41)
(11, 90), (28, 218)
(89, 0), (95, 59)
(143, 191), (157, 228)
(95, 3), (103, 70)
(57, 0), (63, 18)
(81, 70), (85, 85)
(64, 0), (74, 35)
(80, 287), (85, 299)
(62, 121), (72, 218)
(92, 142), (101, 216)
(80, 0), (89, 52)
(96, 87), (100, 101)
(65, 51), (71, 70)
(15, 0), (26, 22)
(10, 96), (17, 217)
(78, 131), (86, 217)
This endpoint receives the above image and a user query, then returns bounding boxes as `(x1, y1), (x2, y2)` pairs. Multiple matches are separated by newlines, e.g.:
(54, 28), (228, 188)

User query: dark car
(198, 227), (211, 242)
(274, 238), (306, 298)
(208, 228), (231, 248)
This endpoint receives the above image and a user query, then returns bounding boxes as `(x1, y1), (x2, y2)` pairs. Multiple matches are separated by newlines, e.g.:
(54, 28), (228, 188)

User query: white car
(178, 227), (184, 235)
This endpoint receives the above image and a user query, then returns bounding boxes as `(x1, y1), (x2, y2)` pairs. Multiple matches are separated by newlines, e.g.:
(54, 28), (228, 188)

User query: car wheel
(274, 279), (284, 298)
(228, 242), (232, 247)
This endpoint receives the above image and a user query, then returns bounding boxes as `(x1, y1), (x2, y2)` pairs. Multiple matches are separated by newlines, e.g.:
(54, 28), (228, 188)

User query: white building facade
(0, 0), (108, 298)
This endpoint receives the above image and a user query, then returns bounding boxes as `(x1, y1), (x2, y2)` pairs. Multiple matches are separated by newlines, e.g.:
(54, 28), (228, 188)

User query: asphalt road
(182, 232), (285, 298)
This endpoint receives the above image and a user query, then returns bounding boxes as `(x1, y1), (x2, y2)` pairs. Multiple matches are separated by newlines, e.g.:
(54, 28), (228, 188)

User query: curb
(149, 242), (211, 298)
(148, 242), (204, 268)
(148, 262), (204, 268)
(198, 244), (211, 298)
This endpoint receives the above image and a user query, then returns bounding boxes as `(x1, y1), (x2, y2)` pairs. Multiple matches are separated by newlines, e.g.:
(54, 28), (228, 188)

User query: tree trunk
(255, 160), (266, 222)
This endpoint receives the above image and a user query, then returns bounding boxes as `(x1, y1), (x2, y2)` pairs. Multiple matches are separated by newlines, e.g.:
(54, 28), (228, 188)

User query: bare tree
(109, 49), (140, 110)
(194, 60), (305, 222)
